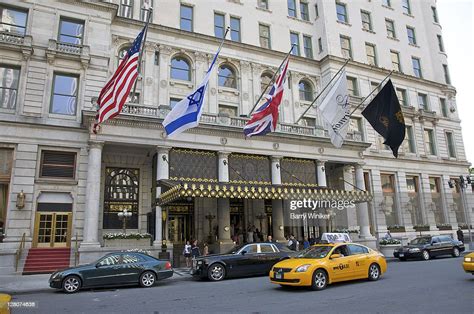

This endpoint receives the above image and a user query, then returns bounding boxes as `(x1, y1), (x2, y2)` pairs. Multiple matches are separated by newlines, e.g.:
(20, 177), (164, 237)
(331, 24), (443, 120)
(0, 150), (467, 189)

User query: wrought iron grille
(280, 157), (317, 185)
(169, 148), (217, 182)
(228, 153), (271, 184)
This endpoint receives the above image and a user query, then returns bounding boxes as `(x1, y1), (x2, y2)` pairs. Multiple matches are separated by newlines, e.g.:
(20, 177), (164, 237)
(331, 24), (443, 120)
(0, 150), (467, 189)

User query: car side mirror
(241, 250), (247, 255)
(330, 254), (342, 259)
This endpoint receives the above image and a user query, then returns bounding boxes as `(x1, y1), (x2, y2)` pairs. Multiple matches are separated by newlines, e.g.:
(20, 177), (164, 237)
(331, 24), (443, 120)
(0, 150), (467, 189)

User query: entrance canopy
(157, 180), (372, 206)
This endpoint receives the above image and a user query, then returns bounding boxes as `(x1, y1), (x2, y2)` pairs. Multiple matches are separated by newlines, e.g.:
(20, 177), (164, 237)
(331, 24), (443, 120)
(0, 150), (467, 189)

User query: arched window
(218, 64), (237, 88)
(299, 80), (313, 102)
(171, 56), (191, 81)
(103, 168), (139, 229)
(260, 72), (273, 93)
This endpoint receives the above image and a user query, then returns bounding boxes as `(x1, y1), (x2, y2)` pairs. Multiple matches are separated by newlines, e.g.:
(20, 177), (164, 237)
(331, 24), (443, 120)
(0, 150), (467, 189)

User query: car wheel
(140, 271), (156, 288)
(207, 263), (225, 281)
(62, 275), (81, 294)
(311, 269), (328, 291)
(422, 250), (430, 261)
(452, 247), (460, 258)
(368, 263), (381, 281)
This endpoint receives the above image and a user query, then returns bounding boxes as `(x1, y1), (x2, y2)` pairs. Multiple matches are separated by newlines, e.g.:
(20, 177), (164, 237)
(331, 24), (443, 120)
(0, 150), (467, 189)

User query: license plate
(274, 273), (282, 280)
(399, 253), (404, 257)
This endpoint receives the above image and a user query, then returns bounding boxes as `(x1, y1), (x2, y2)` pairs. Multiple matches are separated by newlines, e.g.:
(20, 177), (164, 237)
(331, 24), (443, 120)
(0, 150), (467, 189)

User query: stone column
(271, 156), (284, 241)
(217, 152), (232, 252)
(81, 141), (104, 248)
(355, 163), (372, 239)
(153, 146), (170, 247)
(316, 160), (327, 187)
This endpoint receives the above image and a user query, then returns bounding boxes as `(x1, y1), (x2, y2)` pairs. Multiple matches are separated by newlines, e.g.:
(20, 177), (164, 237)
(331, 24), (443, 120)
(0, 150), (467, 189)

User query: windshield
(295, 246), (332, 259)
(410, 237), (430, 245)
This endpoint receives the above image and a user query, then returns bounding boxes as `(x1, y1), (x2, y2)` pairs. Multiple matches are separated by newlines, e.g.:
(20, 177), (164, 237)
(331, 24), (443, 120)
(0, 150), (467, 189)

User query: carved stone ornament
(160, 80), (167, 88)
(220, 137), (228, 145)
(146, 77), (153, 85)
(211, 88), (217, 96)
(273, 143), (280, 150)
(318, 147), (324, 154)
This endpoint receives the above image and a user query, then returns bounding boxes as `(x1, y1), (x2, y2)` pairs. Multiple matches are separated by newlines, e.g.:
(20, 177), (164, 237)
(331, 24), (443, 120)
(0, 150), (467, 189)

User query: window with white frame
(120, 0), (133, 18)
(0, 5), (28, 35)
(50, 73), (78, 116)
(446, 132), (456, 158)
(0, 65), (20, 110)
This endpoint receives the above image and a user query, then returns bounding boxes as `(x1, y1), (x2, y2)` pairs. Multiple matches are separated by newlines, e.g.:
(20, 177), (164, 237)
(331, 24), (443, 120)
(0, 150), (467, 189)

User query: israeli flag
(163, 47), (222, 138)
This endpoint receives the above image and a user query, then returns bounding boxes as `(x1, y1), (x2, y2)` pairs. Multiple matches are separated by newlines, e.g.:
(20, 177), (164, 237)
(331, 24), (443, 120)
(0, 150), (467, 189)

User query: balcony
(118, 103), (365, 143)
(417, 108), (438, 123)
(46, 39), (90, 68)
(0, 31), (33, 59)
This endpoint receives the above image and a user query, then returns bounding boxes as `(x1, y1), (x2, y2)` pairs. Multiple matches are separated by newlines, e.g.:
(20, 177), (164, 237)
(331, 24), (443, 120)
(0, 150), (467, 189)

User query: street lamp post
(117, 209), (132, 235)
(448, 175), (473, 246)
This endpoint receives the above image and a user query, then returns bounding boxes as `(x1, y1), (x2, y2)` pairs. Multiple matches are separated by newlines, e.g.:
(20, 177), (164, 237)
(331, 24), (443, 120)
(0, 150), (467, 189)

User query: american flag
(243, 56), (289, 137)
(94, 26), (146, 131)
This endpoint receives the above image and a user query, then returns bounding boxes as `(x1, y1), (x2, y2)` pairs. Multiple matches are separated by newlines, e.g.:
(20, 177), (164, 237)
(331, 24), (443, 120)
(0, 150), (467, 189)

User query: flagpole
(349, 70), (394, 116)
(130, 7), (153, 103)
(294, 58), (350, 124)
(247, 44), (295, 117)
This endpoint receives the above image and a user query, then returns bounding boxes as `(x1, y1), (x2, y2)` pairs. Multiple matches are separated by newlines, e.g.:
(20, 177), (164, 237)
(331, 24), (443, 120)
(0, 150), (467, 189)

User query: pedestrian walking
(288, 234), (297, 251)
(267, 235), (273, 242)
(457, 227), (464, 243)
(183, 240), (192, 268)
(191, 239), (201, 270)
(203, 242), (209, 256)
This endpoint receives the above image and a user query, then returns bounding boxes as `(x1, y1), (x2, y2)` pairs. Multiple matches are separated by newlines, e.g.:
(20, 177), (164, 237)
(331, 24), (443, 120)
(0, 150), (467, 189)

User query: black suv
(393, 235), (464, 261)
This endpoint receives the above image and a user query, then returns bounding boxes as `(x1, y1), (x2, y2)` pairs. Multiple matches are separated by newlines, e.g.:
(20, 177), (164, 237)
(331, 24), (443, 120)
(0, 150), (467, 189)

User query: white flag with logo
(318, 70), (350, 148)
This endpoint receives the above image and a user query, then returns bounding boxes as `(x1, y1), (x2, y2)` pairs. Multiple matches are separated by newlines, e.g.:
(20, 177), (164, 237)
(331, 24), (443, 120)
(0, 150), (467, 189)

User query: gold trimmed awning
(158, 180), (372, 206)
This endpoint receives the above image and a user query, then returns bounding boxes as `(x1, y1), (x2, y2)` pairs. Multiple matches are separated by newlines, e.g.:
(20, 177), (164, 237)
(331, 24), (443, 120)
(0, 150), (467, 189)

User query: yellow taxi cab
(270, 242), (387, 290)
(462, 252), (474, 275)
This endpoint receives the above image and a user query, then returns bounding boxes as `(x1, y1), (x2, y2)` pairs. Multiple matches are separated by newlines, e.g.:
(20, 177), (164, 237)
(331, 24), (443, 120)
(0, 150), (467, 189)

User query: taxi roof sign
(321, 233), (352, 243)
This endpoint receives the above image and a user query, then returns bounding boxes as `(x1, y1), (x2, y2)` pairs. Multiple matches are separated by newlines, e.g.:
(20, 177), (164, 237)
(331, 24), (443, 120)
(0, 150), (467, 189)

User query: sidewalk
(0, 268), (193, 295)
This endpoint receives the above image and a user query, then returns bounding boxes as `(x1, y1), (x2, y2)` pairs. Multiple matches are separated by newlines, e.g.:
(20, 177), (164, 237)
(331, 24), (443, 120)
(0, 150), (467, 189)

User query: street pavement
(6, 256), (474, 314)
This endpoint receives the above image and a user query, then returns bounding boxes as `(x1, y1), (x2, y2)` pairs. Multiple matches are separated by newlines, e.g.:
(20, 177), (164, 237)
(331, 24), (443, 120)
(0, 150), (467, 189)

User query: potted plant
(103, 232), (152, 247)
(413, 224), (430, 232)
(378, 238), (401, 257)
(458, 223), (471, 230)
(387, 225), (406, 233)
(436, 223), (452, 231)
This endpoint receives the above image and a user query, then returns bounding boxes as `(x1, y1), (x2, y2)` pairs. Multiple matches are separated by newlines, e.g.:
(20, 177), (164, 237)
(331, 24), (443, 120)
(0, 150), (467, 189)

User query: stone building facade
(0, 0), (472, 272)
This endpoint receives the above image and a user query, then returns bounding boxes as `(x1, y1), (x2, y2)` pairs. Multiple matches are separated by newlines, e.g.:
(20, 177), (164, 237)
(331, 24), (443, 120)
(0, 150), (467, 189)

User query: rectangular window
(140, 0), (153, 22)
(424, 129), (436, 155)
(219, 104), (238, 117)
(318, 37), (323, 53)
(347, 77), (358, 96)
(385, 19), (396, 38)
(259, 24), (271, 49)
(446, 132), (456, 158)
(412, 57), (422, 78)
(437, 35), (445, 52)
(402, 0), (411, 15)
(336, 3), (348, 23)
(288, 0), (297, 17)
(361, 11), (372, 31)
(154, 51), (159, 65)
(290, 32), (300, 56)
(440, 98), (448, 117)
(58, 18), (84, 45)
(300, 1), (309, 20)
(391, 50), (401, 72)
(418, 93), (428, 110)
(230, 16), (241, 42)
(0, 66), (20, 110)
(303, 35), (313, 59)
(40, 150), (76, 179)
(301, 117), (316, 127)
(396, 88), (408, 107)
(429, 177), (440, 193)
(432, 6), (439, 23)
(405, 126), (415, 153)
(443, 64), (451, 84)
(349, 117), (363, 140)
(120, 0), (133, 18)
(0, 5), (28, 35)
(407, 26), (416, 45)
(382, 0), (391, 7)
(50, 73), (78, 115)
(315, 4), (319, 17)
(180, 5), (193, 32)
(258, 0), (268, 10)
(365, 43), (377, 66)
(170, 97), (181, 109)
(214, 13), (225, 38)
(340, 35), (352, 59)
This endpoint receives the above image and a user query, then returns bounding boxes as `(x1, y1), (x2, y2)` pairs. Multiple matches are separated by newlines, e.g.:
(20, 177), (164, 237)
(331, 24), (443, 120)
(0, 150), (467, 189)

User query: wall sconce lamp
(223, 160), (227, 166)
(275, 163), (280, 169)
(16, 190), (25, 209)
(279, 225), (284, 231)
(224, 226), (230, 232)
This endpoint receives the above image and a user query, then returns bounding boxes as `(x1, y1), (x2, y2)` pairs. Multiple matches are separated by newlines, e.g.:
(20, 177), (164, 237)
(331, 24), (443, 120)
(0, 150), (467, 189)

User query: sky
(437, 0), (474, 166)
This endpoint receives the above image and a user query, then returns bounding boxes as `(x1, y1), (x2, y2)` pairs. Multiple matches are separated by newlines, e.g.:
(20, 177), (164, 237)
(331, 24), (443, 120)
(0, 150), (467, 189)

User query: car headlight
(51, 272), (61, 280)
(197, 260), (203, 265)
(465, 257), (472, 263)
(295, 264), (311, 272)
(408, 248), (420, 253)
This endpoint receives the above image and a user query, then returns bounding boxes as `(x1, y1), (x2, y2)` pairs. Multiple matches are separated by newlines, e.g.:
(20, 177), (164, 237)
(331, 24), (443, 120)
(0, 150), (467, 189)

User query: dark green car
(49, 252), (173, 293)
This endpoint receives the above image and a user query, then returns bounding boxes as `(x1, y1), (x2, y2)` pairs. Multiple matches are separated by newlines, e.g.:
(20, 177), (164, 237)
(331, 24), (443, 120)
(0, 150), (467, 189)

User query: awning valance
(157, 180), (372, 206)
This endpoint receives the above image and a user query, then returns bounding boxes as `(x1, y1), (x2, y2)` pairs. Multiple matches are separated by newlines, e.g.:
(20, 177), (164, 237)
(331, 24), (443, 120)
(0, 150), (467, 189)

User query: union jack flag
(93, 26), (146, 132)
(243, 56), (290, 137)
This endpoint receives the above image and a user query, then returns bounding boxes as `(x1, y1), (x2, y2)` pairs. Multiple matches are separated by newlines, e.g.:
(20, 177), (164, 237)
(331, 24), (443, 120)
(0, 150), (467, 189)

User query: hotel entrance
(166, 202), (194, 243)
(33, 212), (72, 248)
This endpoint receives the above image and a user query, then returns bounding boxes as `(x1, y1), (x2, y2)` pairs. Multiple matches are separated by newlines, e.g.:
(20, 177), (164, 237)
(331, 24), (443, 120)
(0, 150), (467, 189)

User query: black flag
(362, 79), (405, 157)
